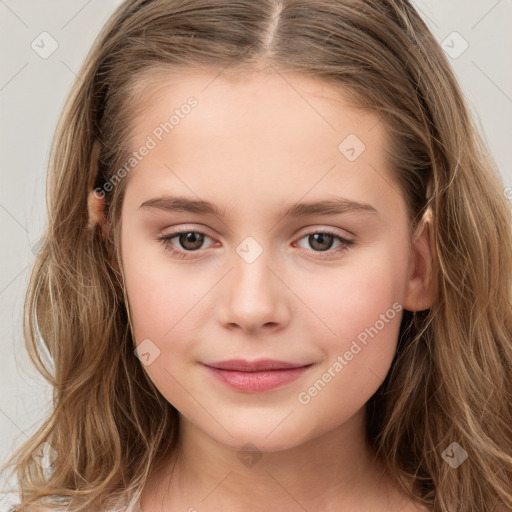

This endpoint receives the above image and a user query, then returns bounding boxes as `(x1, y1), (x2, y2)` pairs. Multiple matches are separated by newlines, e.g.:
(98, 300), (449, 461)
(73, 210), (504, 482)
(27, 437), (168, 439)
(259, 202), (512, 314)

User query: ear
(87, 189), (109, 238)
(402, 209), (436, 312)
(87, 140), (110, 237)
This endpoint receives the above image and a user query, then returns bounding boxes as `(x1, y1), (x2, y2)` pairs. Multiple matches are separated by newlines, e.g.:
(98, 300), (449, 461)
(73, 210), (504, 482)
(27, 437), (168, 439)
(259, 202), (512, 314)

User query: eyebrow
(139, 195), (379, 218)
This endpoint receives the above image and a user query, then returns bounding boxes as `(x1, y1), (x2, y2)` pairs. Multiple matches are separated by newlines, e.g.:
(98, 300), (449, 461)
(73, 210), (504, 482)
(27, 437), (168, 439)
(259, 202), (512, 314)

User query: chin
(201, 419), (313, 454)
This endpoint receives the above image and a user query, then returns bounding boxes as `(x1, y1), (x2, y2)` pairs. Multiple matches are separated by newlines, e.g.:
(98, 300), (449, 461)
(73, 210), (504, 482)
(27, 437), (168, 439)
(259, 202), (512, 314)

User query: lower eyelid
(159, 230), (353, 257)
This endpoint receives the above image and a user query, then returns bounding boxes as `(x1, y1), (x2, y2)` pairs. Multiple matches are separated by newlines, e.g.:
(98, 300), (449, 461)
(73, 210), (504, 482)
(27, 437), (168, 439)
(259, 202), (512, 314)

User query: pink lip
(202, 359), (313, 392)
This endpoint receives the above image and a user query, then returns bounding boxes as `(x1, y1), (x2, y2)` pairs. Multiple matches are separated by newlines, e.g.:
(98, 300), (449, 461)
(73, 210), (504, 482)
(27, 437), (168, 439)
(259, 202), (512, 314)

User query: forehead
(121, 69), (401, 222)
(127, 68), (383, 156)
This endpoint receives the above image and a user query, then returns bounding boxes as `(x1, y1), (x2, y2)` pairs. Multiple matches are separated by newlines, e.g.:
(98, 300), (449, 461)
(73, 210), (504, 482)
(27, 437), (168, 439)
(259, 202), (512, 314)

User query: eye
(294, 230), (354, 257)
(158, 229), (216, 259)
(158, 228), (354, 260)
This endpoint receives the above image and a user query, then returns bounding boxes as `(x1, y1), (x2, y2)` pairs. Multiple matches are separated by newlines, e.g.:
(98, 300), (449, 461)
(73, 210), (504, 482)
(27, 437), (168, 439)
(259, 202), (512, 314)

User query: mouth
(202, 359), (314, 392)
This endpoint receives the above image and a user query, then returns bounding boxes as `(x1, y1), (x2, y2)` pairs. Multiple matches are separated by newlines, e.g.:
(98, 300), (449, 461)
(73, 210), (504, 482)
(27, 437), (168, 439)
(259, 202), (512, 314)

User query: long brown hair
(2, 1), (511, 510)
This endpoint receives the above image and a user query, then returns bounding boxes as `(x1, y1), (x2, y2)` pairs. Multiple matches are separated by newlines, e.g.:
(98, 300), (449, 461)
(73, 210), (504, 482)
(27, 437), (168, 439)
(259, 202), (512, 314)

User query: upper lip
(203, 359), (311, 372)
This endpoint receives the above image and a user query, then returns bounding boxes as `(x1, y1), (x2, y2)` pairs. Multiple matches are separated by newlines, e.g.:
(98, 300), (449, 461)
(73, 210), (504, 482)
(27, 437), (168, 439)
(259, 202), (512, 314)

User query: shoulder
(0, 504), (70, 512)
(0, 507), (49, 512)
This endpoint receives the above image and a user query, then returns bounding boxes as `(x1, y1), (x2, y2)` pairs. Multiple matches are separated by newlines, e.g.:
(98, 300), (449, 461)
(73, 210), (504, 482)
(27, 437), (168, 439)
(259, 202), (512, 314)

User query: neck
(140, 407), (409, 511)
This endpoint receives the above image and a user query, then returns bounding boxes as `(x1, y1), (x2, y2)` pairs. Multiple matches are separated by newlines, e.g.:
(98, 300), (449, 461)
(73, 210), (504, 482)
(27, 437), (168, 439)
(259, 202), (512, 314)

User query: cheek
(120, 222), (207, 343)
(291, 248), (407, 415)
(119, 219), (409, 447)
(121, 234), (208, 405)
(296, 248), (406, 346)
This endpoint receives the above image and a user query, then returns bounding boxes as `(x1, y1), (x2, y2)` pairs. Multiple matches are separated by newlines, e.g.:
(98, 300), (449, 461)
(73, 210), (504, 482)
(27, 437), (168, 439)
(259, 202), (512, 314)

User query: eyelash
(158, 228), (354, 260)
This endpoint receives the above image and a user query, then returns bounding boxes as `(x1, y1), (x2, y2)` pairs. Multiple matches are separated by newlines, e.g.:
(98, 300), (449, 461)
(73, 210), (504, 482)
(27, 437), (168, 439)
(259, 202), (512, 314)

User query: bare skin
(91, 68), (434, 511)
(138, 414), (430, 512)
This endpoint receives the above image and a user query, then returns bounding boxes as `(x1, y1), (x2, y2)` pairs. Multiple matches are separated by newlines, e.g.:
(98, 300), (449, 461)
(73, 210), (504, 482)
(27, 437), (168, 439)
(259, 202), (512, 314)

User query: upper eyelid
(160, 229), (353, 262)
(161, 226), (354, 245)
(161, 224), (353, 235)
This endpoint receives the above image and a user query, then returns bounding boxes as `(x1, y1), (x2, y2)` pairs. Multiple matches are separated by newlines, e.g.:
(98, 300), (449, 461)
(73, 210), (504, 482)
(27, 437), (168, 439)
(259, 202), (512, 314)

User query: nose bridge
(218, 234), (288, 331)
(231, 234), (276, 302)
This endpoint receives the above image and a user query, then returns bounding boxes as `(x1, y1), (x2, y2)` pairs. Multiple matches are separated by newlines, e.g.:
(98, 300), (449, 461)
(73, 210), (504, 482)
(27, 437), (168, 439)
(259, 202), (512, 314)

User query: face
(117, 69), (427, 452)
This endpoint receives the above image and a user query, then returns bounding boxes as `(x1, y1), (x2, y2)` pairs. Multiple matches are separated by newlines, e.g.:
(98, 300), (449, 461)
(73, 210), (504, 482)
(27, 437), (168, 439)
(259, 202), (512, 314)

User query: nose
(217, 244), (290, 334)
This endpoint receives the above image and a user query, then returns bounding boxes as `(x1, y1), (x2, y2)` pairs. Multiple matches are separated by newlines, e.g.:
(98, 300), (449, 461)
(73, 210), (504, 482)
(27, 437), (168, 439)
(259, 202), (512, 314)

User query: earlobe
(403, 210), (437, 312)
(87, 189), (109, 237)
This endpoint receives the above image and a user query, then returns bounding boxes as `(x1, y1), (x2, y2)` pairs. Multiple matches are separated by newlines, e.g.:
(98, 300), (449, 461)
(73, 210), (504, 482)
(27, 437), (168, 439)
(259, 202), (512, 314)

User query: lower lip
(203, 365), (311, 392)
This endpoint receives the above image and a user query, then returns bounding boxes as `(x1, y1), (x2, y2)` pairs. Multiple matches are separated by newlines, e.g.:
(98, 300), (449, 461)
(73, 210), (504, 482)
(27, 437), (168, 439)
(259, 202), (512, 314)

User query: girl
(2, 0), (511, 511)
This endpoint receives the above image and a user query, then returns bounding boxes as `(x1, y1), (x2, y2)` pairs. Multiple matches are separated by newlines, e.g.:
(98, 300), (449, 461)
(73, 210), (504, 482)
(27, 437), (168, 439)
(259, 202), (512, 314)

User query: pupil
(310, 233), (333, 251)
(180, 232), (203, 250)
(177, 233), (335, 252)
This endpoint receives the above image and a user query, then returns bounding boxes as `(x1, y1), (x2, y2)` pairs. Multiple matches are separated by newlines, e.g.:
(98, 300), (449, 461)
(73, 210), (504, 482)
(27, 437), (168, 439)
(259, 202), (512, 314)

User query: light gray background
(0, 0), (511, 505)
